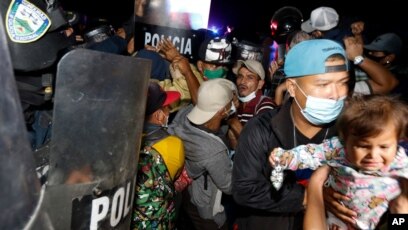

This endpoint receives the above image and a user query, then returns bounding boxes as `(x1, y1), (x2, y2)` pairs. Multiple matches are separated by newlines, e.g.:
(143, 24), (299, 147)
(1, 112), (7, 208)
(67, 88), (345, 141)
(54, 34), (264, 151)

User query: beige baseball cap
(187, 78), (235, 125)
(233, 59), (265, 80)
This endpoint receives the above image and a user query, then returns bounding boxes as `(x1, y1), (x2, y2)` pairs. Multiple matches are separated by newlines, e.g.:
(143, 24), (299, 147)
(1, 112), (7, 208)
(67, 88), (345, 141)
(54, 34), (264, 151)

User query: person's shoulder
(258, 95), (275, 105)
(169, 104), (193, 126)
(242, 108), (277, 135)
(178, 104), (194, 114)
(258, 104), (279, 119)
(256, 95), (276, 110)
(259, 94), (274, 102)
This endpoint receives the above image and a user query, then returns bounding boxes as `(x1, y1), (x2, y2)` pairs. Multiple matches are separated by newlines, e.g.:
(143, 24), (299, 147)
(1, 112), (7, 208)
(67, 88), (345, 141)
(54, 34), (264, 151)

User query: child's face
(345, 125), (398, 171)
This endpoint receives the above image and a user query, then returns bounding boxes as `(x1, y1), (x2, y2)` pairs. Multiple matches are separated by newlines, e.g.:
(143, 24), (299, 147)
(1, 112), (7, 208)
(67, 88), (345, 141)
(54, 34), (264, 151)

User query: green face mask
(204, 67), (227, 79)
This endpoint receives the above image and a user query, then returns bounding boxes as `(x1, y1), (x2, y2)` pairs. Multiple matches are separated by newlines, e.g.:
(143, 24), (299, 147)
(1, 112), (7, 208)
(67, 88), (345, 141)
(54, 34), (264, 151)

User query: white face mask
(228, 102), (237, 116)
(238, 91), (257, 102)
(294, 83), (345, 125)
(224, 101), (237, 120)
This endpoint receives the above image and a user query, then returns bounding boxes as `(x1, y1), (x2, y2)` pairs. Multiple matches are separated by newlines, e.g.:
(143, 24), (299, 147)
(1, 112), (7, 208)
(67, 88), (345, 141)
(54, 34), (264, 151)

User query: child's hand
(269, 148), (293, 168)
(269, 149), (280, 167)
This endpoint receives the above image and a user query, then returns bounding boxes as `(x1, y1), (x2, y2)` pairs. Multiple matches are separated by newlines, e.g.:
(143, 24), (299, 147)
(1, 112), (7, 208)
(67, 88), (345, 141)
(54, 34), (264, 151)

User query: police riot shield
(43, 48), (150, 229)
(134, 0), (214, 63)
(0, 14), (50, 230)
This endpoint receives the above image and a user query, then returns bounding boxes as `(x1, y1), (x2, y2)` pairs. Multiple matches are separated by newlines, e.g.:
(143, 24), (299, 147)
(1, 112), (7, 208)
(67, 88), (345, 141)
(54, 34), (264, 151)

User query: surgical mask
(204, 67), (226, 79)
(228, 102), (237, 116)
(238, 91), (257, 102)
(294, 83), (345, 125)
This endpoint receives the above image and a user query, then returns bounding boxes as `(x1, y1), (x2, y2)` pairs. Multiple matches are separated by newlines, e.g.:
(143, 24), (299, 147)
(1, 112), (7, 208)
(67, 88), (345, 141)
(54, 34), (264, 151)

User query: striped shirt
(237, 91), (276, 125)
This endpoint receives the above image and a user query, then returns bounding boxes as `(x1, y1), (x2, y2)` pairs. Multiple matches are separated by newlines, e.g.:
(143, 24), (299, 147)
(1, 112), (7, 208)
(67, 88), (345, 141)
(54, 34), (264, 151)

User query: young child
(269, 95), (408, 229)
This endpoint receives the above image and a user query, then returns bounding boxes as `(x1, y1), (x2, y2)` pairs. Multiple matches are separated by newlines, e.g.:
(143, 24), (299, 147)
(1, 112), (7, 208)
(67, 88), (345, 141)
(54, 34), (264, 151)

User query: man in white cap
(301, 6), (345, 44)
(301, 6), (339, 34)
(168, 78), (236, 229)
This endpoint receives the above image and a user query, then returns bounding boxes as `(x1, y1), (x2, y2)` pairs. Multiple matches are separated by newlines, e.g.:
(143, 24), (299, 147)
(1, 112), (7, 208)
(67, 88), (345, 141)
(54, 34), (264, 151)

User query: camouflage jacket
(131, 146), (176, 229)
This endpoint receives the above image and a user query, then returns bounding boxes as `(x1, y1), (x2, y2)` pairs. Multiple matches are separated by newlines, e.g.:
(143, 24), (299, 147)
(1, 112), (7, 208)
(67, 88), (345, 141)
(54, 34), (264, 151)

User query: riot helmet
(232, 39), (263, 62)
(270, 6), (303, 44)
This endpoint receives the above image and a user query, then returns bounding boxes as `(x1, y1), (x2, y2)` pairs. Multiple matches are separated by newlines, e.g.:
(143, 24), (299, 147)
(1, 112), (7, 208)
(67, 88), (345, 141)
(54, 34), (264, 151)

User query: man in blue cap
(232, 39), (350, 230)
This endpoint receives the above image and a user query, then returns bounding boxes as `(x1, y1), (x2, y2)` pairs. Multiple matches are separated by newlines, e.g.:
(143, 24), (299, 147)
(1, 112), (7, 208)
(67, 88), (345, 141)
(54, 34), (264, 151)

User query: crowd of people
(130, 5), (408, 230)
(3, 1), (408, 229)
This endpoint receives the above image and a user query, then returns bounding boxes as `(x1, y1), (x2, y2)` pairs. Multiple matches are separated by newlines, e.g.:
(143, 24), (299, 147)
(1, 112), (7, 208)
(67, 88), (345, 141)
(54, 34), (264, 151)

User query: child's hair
(337, 95), (408, 141)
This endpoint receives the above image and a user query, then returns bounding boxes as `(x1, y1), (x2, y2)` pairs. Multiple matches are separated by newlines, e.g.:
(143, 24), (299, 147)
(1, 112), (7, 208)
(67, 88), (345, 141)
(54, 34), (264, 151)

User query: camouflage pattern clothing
(131, 146), (176, 229)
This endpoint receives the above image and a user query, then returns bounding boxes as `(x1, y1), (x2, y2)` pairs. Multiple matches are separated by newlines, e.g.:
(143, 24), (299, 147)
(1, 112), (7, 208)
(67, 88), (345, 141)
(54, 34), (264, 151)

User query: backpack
(151, 135), (192, 192)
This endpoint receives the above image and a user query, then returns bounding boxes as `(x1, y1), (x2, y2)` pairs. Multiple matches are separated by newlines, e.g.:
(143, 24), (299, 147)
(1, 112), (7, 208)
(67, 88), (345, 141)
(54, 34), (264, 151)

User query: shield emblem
(5, 0), (51, 43)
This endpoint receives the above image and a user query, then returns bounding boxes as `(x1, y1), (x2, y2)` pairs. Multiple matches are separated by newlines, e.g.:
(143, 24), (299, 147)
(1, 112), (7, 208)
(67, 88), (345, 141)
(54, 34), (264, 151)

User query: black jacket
(232, 100), (337, 229)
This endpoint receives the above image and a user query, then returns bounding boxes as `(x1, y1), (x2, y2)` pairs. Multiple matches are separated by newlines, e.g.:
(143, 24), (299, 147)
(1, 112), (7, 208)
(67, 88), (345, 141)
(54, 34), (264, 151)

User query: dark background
(60, 0), (407, 56)
(209, 0), (407, 42)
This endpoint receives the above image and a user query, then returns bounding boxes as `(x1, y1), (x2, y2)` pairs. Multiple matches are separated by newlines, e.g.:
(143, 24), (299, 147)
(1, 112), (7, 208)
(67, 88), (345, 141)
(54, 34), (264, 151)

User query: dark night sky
(60, 0), (407, 46)
(210, 0), (407, 42)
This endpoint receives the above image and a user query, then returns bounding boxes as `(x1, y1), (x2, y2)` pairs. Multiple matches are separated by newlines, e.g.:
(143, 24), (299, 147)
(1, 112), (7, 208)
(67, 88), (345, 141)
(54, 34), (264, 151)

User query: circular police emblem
(6, 0), (51, 43)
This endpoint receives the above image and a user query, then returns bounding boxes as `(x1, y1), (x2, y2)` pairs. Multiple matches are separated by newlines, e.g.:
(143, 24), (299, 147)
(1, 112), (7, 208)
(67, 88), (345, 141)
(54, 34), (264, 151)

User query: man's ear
(286, 79), (297, 97)
(386, 53), (396, 64)
(216, 104), (229, 120)
(257, 79), (265, 90)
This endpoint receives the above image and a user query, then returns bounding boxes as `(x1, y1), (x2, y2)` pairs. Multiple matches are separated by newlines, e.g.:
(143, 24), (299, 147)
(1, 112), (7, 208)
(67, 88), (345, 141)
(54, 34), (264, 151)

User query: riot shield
(43, 49), (150, 229)
(134, 0), (213, 62)
(0, 13), (49, 230)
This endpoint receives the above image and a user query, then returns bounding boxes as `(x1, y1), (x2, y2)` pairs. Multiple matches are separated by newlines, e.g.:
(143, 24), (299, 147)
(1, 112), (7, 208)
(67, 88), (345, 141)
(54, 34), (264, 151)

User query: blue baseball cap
(284, 39), (348, 78)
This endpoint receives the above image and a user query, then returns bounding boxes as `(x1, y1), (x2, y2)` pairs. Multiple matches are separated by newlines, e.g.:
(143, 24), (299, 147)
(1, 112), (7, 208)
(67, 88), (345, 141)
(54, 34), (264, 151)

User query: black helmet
(270, 6), (303, 44)
(232, 39), (263, 62)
